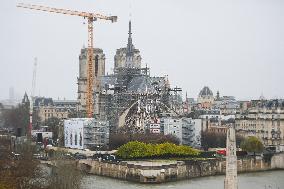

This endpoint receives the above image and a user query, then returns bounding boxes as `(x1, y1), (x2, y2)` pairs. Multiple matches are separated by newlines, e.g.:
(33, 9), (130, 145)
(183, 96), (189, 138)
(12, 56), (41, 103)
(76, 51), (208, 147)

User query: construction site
(16, 3), (185, 150)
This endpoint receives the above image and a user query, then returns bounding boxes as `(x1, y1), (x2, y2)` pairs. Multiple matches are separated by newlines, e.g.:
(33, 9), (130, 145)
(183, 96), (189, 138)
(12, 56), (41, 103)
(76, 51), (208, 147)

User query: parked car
(74, 152), (87, 160)
(101, 154), (117, 162)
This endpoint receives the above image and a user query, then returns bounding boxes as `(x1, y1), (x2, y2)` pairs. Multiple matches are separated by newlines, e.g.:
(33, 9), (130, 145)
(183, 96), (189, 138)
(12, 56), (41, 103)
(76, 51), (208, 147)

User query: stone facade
(77, 48), (105, 112)
(235, 100), (284, 147)
(114, 48), (141, 69)
(201, 117), (228, 134)
(38, 105), (68, 122)
(34, 97), (79, 122)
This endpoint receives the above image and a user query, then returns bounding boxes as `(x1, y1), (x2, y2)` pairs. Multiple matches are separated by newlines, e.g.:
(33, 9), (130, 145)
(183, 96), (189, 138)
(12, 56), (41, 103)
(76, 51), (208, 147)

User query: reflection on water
(81, 170), (284, 189)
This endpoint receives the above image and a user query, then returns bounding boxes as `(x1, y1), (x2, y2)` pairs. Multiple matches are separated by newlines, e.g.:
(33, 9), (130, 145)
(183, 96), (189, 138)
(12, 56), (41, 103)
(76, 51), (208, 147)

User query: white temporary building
(64, 118), (109, 150)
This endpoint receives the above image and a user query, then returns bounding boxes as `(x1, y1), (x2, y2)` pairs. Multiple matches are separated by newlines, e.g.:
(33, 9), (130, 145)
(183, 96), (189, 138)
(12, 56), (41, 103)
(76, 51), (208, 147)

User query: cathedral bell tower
(77, 48), (105, 113)
(114, 21), (142, 70)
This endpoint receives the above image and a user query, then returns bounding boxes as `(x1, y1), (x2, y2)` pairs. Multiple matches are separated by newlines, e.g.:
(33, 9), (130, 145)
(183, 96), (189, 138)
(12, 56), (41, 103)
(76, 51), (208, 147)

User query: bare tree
(47, 150), (83, 189)
(0, 138), (42, 189)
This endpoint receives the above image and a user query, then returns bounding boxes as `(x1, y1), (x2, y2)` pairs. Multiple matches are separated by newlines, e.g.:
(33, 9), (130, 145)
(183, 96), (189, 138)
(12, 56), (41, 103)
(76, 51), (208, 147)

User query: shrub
(115, 141), (148, 159)
(109, 133), (180, 150)
(116, 141), (200, 159)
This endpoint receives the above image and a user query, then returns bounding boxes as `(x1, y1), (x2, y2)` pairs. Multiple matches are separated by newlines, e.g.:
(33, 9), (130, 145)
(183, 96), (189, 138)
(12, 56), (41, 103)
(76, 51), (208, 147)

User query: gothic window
(70, 133), (73, 145)
(75, 133), (77, 145)
(95, 55), (99, 77)
(80, 133), (82, 146)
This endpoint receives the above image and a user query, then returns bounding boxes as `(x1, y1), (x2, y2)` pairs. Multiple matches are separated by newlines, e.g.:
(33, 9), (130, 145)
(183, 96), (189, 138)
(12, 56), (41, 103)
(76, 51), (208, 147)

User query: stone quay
(77, 153), (284, 183)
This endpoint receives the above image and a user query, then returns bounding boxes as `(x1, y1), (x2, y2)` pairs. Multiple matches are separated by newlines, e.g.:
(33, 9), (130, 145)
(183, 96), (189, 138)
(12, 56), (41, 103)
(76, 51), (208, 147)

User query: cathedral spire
(22, 92), (30, 105)
(127, 20), (133, 55)
(126, 20), (134, 67)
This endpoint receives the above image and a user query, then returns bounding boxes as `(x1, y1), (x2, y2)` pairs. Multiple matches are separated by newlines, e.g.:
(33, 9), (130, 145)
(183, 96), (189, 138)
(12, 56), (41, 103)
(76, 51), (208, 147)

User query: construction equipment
(17, 3), (117, 118)
(29, 58), (37, 138)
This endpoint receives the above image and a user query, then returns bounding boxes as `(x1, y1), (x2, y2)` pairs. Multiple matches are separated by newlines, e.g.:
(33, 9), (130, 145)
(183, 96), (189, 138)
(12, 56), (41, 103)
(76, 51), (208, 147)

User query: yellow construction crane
(17, 3), (117, 118)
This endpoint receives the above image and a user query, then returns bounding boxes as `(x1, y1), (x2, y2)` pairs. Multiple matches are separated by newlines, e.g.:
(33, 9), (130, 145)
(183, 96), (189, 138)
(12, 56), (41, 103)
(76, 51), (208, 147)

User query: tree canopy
(0, 103), (41, 135)
(44, 117), (61, 140)
(1, 104), (29, 135)
(240, 136), (264, 154)
(201, 131), (244, 150)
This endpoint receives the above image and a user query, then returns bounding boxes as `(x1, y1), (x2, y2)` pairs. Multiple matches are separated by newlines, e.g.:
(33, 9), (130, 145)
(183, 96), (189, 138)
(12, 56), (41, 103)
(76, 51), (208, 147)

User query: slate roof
(199, 86), (213, 96)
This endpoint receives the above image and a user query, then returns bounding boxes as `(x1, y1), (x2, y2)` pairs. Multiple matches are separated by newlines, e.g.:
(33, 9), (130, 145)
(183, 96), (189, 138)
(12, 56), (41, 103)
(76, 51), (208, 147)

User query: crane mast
(87, 17), (94, 118)
(17, 3), (117, 118)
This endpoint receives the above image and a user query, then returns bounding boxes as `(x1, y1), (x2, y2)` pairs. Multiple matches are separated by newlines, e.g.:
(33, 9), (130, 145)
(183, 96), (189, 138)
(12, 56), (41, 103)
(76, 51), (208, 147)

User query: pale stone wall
(114, 48), (141, 69)
(271, 153), (284, 169)
(78, 154), (284, 183)
(38, 105), (68, 122)
(236, 115), (284, 146)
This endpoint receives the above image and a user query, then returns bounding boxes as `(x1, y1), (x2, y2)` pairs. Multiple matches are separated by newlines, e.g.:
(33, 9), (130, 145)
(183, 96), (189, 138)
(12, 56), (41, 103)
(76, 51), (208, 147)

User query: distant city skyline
(1, 84), (279, 102)
(1, 0), (283, 101)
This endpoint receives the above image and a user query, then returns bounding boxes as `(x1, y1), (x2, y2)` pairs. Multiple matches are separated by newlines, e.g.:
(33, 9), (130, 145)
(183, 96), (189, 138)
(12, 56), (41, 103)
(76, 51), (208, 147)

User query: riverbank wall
(78, 153), (284, 183)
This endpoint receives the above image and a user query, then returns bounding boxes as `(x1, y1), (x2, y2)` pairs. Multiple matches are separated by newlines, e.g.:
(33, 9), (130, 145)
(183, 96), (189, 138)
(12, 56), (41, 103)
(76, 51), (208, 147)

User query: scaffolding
(96, 66), (183, 134)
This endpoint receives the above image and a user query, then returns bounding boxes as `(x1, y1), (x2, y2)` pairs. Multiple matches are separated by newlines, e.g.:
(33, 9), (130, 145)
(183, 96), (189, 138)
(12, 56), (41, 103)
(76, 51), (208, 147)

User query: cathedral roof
(127, 76), (165, 93)
(199, 86), (213, 96)
(100, 74), (166, 94)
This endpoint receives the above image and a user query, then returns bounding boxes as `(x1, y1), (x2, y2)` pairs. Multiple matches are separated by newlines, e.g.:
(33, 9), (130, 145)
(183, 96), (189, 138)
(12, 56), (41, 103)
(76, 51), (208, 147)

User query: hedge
(116, 141), (200, 159)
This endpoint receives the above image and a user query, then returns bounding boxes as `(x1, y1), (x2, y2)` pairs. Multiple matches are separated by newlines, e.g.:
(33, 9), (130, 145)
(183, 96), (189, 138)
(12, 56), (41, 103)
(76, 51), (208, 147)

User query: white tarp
(64, 118), (87, 149)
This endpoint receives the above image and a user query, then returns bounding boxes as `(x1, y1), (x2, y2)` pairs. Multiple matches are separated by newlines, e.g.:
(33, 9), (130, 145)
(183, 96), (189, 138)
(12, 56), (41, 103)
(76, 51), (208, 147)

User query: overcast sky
(0, 0), (283, 101)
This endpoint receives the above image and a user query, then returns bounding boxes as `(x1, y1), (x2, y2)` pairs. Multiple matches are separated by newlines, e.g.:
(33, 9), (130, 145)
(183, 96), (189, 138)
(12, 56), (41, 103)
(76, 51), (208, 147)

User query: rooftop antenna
(28, 57), (37, 139)
(129, 0), (132, 20)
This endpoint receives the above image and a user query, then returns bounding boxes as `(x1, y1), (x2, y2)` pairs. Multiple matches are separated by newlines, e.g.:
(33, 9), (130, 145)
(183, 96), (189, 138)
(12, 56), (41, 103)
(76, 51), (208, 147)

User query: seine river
(81, 170), (284, 189)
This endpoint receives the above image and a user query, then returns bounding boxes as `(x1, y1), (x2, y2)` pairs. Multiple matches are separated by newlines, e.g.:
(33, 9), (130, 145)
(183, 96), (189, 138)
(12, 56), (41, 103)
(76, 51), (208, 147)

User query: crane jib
(17, 2), (117, 118)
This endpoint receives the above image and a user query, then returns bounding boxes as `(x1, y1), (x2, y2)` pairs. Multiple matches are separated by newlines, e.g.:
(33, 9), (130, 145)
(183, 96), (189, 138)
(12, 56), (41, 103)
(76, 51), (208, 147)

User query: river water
(81, 170), (284, 189)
